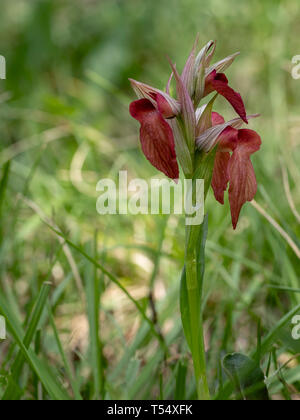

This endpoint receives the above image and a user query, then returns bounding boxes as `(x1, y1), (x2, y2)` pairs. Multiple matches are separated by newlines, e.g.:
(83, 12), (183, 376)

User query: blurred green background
(0, 0), (300, 400)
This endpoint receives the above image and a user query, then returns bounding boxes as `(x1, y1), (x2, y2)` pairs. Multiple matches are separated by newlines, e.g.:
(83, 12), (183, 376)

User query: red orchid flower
(129, 98), (179, 180)
(129, 39), (261, 229)
(210, 112), (261, 229)
(129, 79), (180, 180)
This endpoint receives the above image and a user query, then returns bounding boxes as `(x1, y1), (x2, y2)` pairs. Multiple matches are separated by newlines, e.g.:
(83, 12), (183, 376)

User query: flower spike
(129, 38), (261, 228)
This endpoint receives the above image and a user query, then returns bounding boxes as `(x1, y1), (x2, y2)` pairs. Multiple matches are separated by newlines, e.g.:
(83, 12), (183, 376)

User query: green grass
(0, 0), (300, 400)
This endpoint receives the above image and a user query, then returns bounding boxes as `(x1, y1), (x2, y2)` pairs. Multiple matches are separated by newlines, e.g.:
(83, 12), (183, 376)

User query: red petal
(212, 111), (225, 126)
(212, 111), (239, 150)
(129, 78), (180, 118)
(155, 93), (176, 119)
(212, 151), (231, 204)
(129, 99), (179, 180)
(218, 126), (239, 151)
(212, 126), (238, 204)
(227, 129), (261, 228)
(205, 71), (248, 124)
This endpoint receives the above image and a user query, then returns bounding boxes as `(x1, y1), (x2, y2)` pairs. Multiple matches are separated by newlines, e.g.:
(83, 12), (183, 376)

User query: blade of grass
(206, 242), (281, 282)
(251, 199), (300, 259)
(252, 303), (300, 359)
(175, 359), (188, 400)
(48, 305), (83, 400)
(268, 285), (300, 294)
(0, 161), (10, 213)
(85, 232), (105, 400)
(33, 330), (42, 400)
(0, 287), (70, 400)
(2, 282), (52, 399)
(0, 161), (10, 244)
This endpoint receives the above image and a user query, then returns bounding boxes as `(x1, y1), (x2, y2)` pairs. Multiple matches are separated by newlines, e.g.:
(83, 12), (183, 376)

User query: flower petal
(194, 40), (216, 105)
(217, 126), (239, 151)
(168, 60), (196, 154)
(129, 99), (179, 180)
(196, 114), (259, 152)
(195, 40), (216, 69)
(206, 52), (240, 76)
(212, 150), (231, 204)
(156, 92), (177, 119)
(227, 129), (262, 228)
(205, 70), (248, 123)
(195, 94), (218, 136)
(129, 78), (180, 118)
(211, 111), (225, 126)
(181, 38), (198, 97)
(212, 126), (238, 204)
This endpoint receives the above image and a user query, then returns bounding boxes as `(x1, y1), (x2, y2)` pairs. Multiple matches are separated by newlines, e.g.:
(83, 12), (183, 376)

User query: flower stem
(185, 223), (210, 400)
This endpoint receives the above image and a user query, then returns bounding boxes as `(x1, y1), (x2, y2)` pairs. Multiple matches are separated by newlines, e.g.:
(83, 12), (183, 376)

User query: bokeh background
(0, 0), (300, 400)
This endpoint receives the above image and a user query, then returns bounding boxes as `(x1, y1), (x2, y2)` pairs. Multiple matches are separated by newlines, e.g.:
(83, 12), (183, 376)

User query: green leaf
(175, 359), (188, 400)
(223, 353), (270, 400)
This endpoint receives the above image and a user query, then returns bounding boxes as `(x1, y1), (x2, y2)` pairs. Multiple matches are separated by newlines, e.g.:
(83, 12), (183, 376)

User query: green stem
(185, 223), (210, 400)
(181, 147), (215, 399)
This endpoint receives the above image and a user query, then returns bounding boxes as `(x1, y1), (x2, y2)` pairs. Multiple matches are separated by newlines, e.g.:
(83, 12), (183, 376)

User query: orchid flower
(128, 39), (262, 399)
(129, 80), (181, 180)
(129, 39), (261, 229)
(207, 112), (261, 229)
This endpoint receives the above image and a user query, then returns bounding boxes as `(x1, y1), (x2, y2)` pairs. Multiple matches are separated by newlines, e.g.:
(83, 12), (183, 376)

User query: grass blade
(48, 305), (83, 400)
(2, 282), (52, 399)
(0, 286), (70, 400)
(85, 233), (105, 399)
